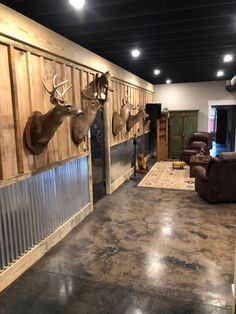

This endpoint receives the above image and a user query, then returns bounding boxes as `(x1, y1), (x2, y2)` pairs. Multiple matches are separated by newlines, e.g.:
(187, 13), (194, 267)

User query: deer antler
(122, 95), (134, 110)
(122, 97), (129, 106)
(130, 103), (143, 111)
(136, 104), (144, 111)
(43, 74), (72, 105)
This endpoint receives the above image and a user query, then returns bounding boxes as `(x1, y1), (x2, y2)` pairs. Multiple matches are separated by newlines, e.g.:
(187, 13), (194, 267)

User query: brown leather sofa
(181, 132), (212, 163)
(194, 152), (236, 203)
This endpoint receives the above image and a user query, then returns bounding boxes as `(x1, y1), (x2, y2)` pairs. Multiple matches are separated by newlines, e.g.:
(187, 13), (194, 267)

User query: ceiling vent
(226, 75), (236, 92)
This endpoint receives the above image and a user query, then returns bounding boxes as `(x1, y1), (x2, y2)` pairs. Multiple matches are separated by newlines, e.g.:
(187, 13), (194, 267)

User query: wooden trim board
(0, 203), (93, 292)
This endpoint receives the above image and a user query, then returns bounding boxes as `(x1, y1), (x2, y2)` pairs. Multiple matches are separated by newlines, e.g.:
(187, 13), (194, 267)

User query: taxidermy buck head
(81, 71), (113, 103)
(72, 99), (102, 145)
(126, 105), (149, 132)
(71, 71), (113, 146)
(143, 116), (150, 131)
(24, 74), (82, 155)
(112, 97), (134, 136)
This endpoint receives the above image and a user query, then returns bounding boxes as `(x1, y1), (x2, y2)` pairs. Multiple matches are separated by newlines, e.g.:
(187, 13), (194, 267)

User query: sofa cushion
(218, 152), (236, 162)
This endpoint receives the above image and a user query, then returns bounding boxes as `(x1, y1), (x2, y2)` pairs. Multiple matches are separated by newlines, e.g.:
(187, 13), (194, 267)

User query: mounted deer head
(143, 117), (151, 131)
(24, 74), (82, 155)
(112, 97), (134, 136)
(81, 71), (113, 103)
(72, 99), (102, 145)
(126, 105), (149, 132)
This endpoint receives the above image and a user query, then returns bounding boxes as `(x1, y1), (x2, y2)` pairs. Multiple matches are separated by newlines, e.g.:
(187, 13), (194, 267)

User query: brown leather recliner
(194, 152), (236, 203)
(181, 132), (212, 163)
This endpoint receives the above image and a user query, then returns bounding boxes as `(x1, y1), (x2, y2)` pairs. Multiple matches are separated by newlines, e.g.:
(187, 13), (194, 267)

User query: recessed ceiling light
(166, 79), (172, 84)
(223, 54), (233, 63)
(131, 49), (140, 58)
(217, 70), (224, 77)
(154, 69), (161, 75)
(69, 0), (85, 9)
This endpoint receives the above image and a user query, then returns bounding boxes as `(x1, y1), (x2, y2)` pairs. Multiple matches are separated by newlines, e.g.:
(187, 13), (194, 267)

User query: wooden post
(103, 100), (112, 194)
(8, 45), (24, 174)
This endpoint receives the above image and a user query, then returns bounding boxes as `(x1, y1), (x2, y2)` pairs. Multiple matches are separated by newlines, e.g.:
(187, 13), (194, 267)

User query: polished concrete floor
(1, 162), (236, 313)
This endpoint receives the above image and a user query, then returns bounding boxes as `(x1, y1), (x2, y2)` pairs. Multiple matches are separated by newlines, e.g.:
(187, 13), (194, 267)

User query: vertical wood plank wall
(0, 37), (153, 186)
(0, 41), (90, 183)
(0, 5), (153, 290)
(110, 80), (153, 147)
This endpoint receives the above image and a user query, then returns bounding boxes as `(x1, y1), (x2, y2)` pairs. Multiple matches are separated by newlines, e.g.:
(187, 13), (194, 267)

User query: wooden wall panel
(28, 53), (47, 169)
(80, 70), (90, 152)
(112, 81), (119, 144)
(0, 35), (153, 184)
(43, 58), (59, 164)
(109, 80), (115, 146)
(133, 87), (138, 135)
(14, 48), (32, 172)
(130, 86), (135, 139)
(125, 85), (130, 141)
(71, 67), (82, 156)
(117, 83), (122, 143)
(0, 44), (18, 180)
(56, 62), (70, 161)
(120, 84), (125, 141)
(109, 79), (153, 147)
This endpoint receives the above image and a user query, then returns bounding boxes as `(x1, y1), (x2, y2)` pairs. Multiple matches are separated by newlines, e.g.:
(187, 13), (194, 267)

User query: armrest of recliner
(194, 166), (209, 182)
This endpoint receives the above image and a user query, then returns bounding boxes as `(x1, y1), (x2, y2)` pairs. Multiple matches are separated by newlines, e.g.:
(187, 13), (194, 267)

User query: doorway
(90, 110), (106, 204)
(209, 105), (236, 156)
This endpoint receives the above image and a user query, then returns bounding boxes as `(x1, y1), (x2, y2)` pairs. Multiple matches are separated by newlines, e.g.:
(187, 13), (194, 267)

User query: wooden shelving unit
(156, 112), (168, 161)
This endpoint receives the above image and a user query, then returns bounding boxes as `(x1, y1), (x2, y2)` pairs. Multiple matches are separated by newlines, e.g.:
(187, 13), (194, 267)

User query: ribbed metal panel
(0, 156), (89, 271)
(110, 133), (150, 183)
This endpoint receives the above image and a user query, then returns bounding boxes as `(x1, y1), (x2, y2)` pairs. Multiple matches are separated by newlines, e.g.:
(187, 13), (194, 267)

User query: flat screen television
(145, 103), (162, 121)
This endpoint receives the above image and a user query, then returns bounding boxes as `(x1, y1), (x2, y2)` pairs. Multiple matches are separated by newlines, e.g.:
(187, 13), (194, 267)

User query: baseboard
(0, 203), (93, 293)
(110, 167), (134, 194)
(145, 153), (152, 162)
(109, 153), (152, 194)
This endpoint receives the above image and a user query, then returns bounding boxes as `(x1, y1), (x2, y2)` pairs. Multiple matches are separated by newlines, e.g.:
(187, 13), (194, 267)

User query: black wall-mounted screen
(145, 103), (162, 121)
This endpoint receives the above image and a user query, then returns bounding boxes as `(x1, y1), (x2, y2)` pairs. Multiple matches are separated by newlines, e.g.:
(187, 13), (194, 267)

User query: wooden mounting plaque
(24, 111), (47, 155)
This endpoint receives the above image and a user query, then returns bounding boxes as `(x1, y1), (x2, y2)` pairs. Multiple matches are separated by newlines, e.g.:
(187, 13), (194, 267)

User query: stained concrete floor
(1, 161), (236, 314)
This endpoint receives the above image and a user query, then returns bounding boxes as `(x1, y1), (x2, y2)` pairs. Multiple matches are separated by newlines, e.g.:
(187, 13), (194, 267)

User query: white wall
(154, 81), (236, 131)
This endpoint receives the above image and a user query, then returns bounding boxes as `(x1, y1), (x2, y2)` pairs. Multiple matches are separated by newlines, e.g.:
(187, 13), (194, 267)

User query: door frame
(208, 100), (236, 151)
(208, 100), (236, 132)
(90, 110), (106, 203)
(103, 100), (112, 194)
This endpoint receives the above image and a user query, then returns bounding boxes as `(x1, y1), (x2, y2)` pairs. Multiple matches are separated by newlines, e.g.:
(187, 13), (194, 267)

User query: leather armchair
(194, 152), (236, 203)
(180, 132), (212, 163)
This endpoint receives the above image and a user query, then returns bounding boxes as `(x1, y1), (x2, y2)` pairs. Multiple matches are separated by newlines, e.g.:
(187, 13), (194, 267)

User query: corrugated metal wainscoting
(0, 156), (89, 271)
(110, 133), (150, 183)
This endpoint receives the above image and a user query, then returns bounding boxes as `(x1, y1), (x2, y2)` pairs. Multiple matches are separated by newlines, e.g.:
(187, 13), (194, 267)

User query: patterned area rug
(138, 161), (195, 190)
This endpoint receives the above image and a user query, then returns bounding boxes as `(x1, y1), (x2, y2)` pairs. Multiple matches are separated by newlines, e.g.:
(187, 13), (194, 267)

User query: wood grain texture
(0, 5), (153, 185)
(1, 44), (96, 182)
(0, 4), (153, 93)
(0, 45), (18, 179)
(8, 46), (25, 174)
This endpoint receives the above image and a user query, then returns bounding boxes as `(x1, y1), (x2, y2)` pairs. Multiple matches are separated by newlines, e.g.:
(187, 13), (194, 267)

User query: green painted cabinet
(168, 110), (198, 158)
